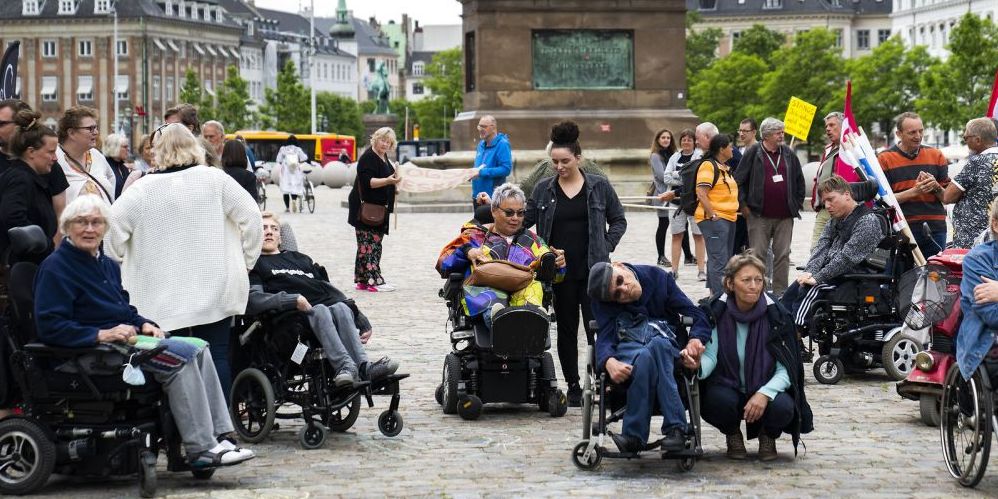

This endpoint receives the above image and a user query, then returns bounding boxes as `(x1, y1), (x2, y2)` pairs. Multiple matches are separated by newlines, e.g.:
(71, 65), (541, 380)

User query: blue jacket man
(471, 116), (512, 202)
(589, 262), (710, 454)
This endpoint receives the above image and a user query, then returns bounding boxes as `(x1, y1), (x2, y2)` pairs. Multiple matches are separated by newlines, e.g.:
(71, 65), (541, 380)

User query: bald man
(470, 115), (512, 209)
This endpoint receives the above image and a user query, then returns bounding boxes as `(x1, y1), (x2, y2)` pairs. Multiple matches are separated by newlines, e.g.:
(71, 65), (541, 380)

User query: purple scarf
(716, 295), (775, 395)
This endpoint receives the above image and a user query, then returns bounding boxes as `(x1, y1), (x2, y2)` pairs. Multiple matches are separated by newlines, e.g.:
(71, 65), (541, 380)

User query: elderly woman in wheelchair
(4, 196), (252, 495)
(434, 183), (567, 419)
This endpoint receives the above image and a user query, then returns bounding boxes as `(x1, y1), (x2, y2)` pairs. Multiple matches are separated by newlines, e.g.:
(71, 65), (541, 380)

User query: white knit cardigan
(106, 165), (263, 331)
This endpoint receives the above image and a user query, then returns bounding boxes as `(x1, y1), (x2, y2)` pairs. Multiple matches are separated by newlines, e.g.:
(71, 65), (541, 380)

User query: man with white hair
(202, 120), (226, 158)
(943, 117), (998, 248)
(734, 117), (805, 295)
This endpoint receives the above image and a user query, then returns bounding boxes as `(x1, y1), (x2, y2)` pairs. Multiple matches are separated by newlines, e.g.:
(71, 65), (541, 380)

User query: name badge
(772, 175), (784, 183)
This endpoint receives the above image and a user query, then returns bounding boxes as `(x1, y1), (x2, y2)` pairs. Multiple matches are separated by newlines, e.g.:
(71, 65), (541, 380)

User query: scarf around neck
(716, 294), (775, 395)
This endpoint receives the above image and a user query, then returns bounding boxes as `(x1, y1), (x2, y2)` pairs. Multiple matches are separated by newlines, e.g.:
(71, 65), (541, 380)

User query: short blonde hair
(370, 127), (397, 150)
(261, 210), (280, 225)
(153, 123), (206, 169)
(101, 133), (128, 159)
(60, 194), (110, 234)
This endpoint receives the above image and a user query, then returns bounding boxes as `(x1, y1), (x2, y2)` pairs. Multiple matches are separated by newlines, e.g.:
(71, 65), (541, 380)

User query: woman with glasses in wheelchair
(34, 195), (255, 470)
(694, 253), (812, 461)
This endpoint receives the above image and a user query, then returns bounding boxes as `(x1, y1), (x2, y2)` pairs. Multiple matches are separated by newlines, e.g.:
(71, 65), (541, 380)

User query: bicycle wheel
(940, 363), (993, 488)
(306, 183), (315, 213)
(257, 181), (266, 210)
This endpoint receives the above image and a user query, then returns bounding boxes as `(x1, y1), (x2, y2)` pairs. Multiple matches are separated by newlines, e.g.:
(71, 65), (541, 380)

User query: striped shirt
(877, 145), (950, 231)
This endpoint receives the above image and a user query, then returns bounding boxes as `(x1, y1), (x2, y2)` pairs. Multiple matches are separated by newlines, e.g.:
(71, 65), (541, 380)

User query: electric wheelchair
(571, 318), (702, 471)
(802, 180), (920, 384)
(0, 226), (207, 497)
(229, 309), (408, 449)
(433, 262), (568, 421)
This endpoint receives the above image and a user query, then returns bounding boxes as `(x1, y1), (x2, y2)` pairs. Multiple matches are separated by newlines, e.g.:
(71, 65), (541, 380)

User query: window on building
(367, 58), (375, 73)
(22, 0), (40, 15)
(42, 40), (57, 58)
(763, 0), (782, 9)
(153, 75), (161, 101)
(698, 0), (717, 9)
(834, 29), (842, 47)
(116, 75), (129, 100)
(878, 29), (891, 44)
(857, 29), (870, 49)
(77, 76), (93, 101)
(79, 40), (93, 57)
(165, 76), (175, 102)
(58, 0), (77, 15)
(412, 83), (424, 95)
(94, 0), (111, 13)
(41, 76), (58, 102)
(413, 61), (424, 76)
(465, 30), (476, 92)
(117, 40), (128, 56)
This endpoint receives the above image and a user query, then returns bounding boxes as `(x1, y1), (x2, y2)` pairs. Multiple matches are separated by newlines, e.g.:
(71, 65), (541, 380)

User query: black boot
(610, 432), (645, 453)
(661, 427), (686, 452)
(567, 382), (582, 407)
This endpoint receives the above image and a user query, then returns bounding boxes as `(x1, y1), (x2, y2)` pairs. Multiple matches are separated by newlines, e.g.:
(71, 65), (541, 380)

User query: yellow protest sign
(783, 97), (817, 141)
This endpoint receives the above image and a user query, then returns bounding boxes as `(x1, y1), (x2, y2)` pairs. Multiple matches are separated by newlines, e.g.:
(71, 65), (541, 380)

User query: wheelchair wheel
(442, 353), (461, 415)
(677, 456), (696, 473)
(941, 363), (993, 488)
(547, 389), (568, 418)
(191, 468), (215, 480)
(457, 395), (483, 420)
(378, 410), (404, 437)
(882, 334), (922, 381)
(323, 395), (361, 432)
(138, 450), (157, 498)
(305, 183), (316, 213)
(434, 383), (444, 406)
(813, 355), (845, 385)
(0, 418), (56, 495)
(298, 425), (327, 450)
(571, 441), (602, 470)
(229, 368), (276, 443)
(919, 394), (941, 427)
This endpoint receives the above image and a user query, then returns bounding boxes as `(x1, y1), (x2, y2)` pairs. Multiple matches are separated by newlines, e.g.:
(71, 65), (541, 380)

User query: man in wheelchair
(247, 212), (398, 387)
(436, 183), (564, 328)
(780, 175), (885, 333)
(587, 261), (710, 453)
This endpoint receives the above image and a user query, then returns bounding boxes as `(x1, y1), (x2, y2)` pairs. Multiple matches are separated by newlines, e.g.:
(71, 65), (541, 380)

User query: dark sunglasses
(500, 208), (526, 218)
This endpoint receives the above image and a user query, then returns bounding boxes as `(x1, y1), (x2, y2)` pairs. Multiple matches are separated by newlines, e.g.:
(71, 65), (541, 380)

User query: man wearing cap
(588, 261), (711, 453)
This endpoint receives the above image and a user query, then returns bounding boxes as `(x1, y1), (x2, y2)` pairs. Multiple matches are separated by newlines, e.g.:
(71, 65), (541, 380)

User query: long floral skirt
(354, 228), (386, 285)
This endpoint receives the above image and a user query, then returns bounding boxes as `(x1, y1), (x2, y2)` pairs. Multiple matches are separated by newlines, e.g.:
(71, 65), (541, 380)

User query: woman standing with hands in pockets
(525, 121), (627, 407)
(348, 127), (401, 293)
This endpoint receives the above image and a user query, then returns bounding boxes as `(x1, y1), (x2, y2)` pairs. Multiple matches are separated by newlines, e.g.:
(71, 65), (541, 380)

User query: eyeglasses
(70, 217), (106, 229)
(738, 129), (754, 133)
(476, 124), (494, 130)
(962, 134), (978, 142)
(74, 125), (99, 134)
(499, 208), (526, 218)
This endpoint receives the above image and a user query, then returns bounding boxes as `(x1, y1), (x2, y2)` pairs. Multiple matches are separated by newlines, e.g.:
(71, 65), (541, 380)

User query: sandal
(189, 445), (255, 469)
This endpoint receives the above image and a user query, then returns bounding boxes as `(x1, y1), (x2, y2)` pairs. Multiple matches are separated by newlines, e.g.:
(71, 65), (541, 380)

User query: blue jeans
(614, 334), (687, 442)
(912, 228), (946, 259)
(700, 381), (794, 439)
(171, 317), (233, 403)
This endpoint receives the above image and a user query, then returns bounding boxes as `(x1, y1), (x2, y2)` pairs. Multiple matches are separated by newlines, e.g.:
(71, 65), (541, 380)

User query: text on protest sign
(783, 96), (817, 141)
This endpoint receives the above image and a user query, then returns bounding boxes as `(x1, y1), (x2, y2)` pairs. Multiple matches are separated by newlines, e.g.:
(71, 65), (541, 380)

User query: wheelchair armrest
(23, 342), (120, 357)
(840, 273), (894, 282)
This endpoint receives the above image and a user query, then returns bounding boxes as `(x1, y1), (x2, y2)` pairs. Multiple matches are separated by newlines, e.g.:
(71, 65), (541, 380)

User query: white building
(891, 0), (998, 59)
(406, 24), (461, 102)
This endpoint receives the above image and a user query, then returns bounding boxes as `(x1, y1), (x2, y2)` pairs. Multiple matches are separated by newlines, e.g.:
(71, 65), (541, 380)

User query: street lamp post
(310, 0), (317, 134)
(112, 1), (119, 134)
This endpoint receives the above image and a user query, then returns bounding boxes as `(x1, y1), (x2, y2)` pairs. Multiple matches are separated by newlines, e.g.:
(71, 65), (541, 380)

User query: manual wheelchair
(939, 355), (998, 488)
(571, 318), (702, 471)
(0, 226), (207, 497)
(229, 309), (408, 449)
(434, 265), (568, 420)
(803, 180), (920, 384)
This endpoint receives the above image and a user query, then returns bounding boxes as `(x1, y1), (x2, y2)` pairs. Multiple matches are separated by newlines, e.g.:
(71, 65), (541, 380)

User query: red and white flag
(834, 80), (862, 183)
(987, 69), (998, 119)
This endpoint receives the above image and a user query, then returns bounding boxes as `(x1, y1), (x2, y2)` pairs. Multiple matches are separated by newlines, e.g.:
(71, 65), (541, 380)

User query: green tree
(317, 91), (363, 139)
(214, 65), (256, 131)
(732, 24), (786, 67)
(758, 28), (845, 147)
(686, 26), (723, 83)
(259, 60), (310, 133)
(178, 68), (215, 120)
(688, 52), (769, 135)
(845, 36), (936, 134)
(423, 48), (463, 118)
(917, 13), (998, 132)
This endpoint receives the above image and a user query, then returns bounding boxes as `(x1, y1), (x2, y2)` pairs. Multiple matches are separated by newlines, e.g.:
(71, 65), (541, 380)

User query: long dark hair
(221, 140), (248, 170)
(651, 128), (676, 160)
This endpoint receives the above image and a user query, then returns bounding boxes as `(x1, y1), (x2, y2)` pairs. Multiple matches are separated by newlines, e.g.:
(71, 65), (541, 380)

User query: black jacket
(224, 166), (260, 203)
(734, 143), (805, 218)
(0, 160), (57, 264)
(347, 147), (396, 234)
(703, 293), (814, 453)
(524, 173), (627, 269)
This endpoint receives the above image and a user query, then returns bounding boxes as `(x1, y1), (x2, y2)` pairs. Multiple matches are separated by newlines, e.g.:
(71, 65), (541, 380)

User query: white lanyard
(764, 150), (782, 175)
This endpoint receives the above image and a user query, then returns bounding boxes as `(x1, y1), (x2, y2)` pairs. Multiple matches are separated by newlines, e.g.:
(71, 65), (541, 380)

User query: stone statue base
(362, 114), (399, 147)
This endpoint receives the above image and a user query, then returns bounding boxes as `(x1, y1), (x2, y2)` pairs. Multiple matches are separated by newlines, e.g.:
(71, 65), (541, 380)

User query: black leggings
(283, 193), (300, 209)
(682, 230), (693, 260)
(553, 278), (595, 386)
(655, 216), (670, 258)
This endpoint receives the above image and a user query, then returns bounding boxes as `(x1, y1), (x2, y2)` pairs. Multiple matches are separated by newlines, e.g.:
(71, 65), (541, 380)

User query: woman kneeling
(692, 253), (812, 461)
(33, 195), (254, 469)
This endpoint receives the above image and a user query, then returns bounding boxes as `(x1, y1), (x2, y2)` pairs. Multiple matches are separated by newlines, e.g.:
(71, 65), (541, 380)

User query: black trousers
(733, 215), (749, 255)
(553, 278), (595, 386)
(655, 216), (670, 258)
(700, 381), (795, 439)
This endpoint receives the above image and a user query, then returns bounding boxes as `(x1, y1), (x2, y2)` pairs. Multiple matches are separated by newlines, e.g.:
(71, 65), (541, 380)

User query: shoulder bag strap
(64, 152), (113, 202)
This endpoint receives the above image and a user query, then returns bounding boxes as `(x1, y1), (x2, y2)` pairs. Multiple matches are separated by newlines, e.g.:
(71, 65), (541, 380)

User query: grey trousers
(306, 302), (368, 375)
(698, 218), (735, 296)
(157, 348), (233, 455)
(747, 214), (794, 294)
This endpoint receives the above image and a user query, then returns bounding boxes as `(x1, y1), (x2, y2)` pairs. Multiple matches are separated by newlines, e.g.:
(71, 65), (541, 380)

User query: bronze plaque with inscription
(532, 30), (634, 90)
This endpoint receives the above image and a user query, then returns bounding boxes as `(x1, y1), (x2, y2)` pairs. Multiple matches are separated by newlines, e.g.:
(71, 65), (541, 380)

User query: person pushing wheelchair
(588, 261), (710, 453)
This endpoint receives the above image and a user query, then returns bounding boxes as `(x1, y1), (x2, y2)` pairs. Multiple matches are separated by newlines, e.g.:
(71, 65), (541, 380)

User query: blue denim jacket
(957, 241), (998, 379)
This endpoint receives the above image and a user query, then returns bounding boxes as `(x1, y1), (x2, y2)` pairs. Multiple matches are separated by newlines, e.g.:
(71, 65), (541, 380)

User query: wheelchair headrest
(849, 179), (879, 204)
(473, 204), (494, 225)
(7, 225), (48, 261)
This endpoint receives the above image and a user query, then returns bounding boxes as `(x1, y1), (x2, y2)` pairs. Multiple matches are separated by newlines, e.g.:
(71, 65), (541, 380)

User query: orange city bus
(226, 130), (357, 165)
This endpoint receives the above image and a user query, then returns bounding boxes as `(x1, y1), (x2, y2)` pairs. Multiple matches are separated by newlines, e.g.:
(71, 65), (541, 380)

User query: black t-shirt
(549, 181), (589, 280)
(0, 154), (68, 197)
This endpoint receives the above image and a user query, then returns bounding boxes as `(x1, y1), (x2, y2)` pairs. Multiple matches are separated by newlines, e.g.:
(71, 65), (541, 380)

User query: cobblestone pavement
(36, 186), (994, 498)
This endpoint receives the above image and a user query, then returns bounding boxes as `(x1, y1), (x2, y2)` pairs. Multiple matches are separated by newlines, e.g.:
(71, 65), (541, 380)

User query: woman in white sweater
(106, 123), (263, 399)
(55, 106), (117, 205)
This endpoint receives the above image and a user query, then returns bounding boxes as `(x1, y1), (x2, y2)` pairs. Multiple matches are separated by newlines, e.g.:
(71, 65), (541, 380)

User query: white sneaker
(373, 282), (396, 292)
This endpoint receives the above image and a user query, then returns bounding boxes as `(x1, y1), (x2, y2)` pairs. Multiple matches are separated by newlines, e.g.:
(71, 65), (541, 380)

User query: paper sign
(783, 96), (818, 141)
(291, 342), (308, 365)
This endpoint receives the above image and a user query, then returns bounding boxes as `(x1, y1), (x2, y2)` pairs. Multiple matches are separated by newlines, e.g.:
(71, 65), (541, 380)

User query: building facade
(687, 0), (893, 59)
(405, 23), (461, 102)
(890, 0), (997, 59)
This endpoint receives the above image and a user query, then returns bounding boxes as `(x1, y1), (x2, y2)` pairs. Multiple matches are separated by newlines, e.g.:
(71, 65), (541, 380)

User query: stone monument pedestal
(362, 114), (399, 146)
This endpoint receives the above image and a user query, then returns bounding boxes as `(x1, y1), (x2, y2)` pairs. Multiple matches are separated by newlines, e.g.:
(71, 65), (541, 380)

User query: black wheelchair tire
(323, 395), (361, 432)
(941, 363), (993, 487)
(571, 441), (601, 470)
(378, 410), (404, 437)
(547, 389), (568, 418)
(191, 468), (215, 480)
(0, 418), (56, 495)
(229, 368), (276, 443)
(457, 394), (483, 420)
(435, 383), (444, 406)
(138, 450), (157, 498)
(298, 425), (327, 450)
(919, 394), (941, 427)
(813, 355), (844, 385)
(442, 353), (461, 415)
(676, 456), (696, 473)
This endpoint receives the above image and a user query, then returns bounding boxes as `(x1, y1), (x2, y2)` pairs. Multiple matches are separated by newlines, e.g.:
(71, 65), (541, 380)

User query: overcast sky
(251, 0), (462, 26)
